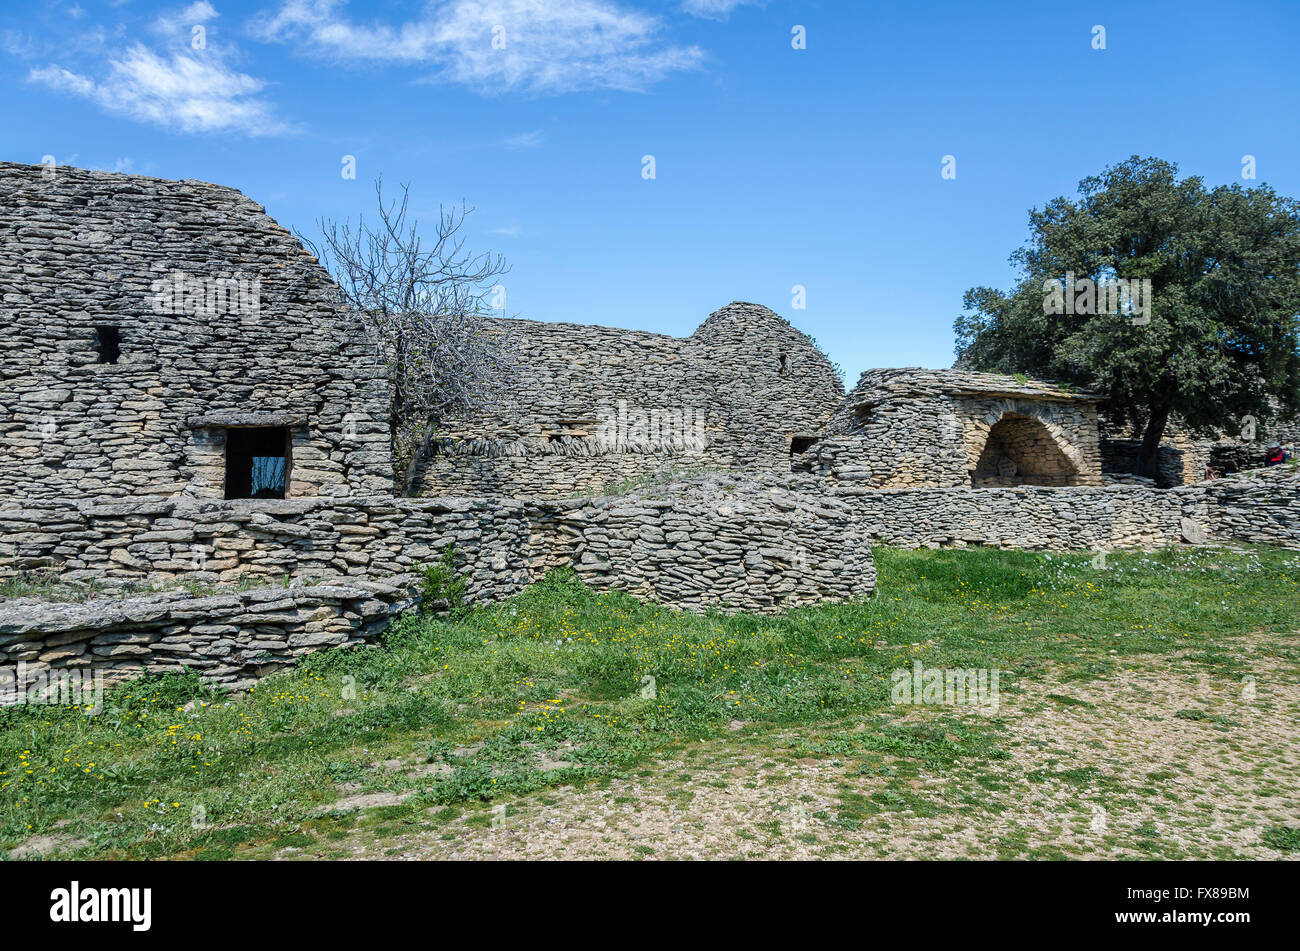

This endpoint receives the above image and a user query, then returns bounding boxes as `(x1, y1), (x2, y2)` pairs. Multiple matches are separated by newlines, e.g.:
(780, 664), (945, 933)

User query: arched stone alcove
(970, 412), (1084, 487)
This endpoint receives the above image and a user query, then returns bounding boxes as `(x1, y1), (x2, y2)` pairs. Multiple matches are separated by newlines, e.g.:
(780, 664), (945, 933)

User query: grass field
(2, 545), (1299, 860)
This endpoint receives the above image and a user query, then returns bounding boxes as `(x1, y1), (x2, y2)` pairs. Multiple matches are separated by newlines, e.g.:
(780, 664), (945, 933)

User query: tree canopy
(955, 156), (1300, 474)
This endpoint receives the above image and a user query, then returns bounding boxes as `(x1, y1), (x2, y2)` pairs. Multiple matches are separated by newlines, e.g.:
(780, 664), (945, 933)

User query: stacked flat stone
(803, 367), (1103, 489)
(529, 472), (875, 613)
(0, 161), (393, 502)
(0, 580), (413, 691)
(0, 478), (875, 611)
(0, 477), (879, 690)
(831, 474), (1299, 551)
(413, 302), (845, 498)
(0, 496), (534, 597)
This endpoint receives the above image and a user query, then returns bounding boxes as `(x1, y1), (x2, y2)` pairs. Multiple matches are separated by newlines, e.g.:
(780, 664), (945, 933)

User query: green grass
(0, 569), (109, 603)
(2, 544), (1298, 860)
(1262, 826), (1300, 851)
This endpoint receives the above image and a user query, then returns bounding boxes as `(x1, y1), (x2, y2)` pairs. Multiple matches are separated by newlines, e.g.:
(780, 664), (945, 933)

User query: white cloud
(3, 30), (40, 57)
(680, 0), (760, 19)
(26, 3), (288, 136)
(251, 0), (704, 95)
(149, 1), (219, 40)
(503, 129), (543, 150)
(250, 0), (439, 62)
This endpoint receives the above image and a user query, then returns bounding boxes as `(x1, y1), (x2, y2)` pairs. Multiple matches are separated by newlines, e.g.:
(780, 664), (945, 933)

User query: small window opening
(778, 353), (790, 376)
(790, 436), (818, 456)
(851, 404), (874, 431)
(546, 419), (596, 443)
(94, 325), (121, 364)
(225, 427), (289, 500)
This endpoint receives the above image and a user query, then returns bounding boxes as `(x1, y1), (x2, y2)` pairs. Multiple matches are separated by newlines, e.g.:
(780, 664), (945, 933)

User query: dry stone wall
(835, 485), (1191, 550)
(0, 580), (413, 691)
(0, 486), (873, 612)
(0, 479), (877, 691)
(1202, 473), (1300, 550)
(3, 472), (1296, 691)
(832, 473), (1300, 551)
(0, 496), (534, 598)
(528, 477), (876, 613)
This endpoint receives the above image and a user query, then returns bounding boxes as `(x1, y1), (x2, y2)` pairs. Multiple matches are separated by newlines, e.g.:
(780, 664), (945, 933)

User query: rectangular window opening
(790, 436), (818, 456)
(546, 419), (596, 443)
(94, 325), (121, 364)
(225, 427), (289, 500)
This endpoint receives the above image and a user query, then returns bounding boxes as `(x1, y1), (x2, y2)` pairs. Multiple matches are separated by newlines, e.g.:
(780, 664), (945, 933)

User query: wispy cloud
(249, 0), (439, 62)
(503, 129), (544, 150)
(148, 1), (219, 40)
(680, 0), (761, 20)
(250, 0), (704, 95)
(26, 2), (289, 136)
(2, 30), (39, 57)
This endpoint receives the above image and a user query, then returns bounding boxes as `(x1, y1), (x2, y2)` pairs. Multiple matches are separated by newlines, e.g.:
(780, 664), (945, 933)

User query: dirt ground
(292, 637), (1300, 861)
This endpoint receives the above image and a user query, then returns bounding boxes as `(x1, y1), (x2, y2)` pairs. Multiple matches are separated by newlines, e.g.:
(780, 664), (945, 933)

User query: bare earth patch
(323, 635), (1300, 860)
(9, 833), (91, 859)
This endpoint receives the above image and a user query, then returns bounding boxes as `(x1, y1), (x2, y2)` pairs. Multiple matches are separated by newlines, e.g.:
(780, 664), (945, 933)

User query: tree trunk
(1136, 405), (1171, 479)
(389, 403), (407, 495)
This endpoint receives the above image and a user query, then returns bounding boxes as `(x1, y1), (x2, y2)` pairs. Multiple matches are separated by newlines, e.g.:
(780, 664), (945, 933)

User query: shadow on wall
(1100, 439), (1189, 487)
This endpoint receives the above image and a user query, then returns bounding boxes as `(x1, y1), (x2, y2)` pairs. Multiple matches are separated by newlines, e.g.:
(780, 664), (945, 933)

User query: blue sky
(4, 0), (1299, 383)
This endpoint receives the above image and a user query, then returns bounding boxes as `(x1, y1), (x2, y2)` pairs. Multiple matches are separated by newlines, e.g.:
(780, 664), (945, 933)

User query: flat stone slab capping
(0, 581), (414, 693)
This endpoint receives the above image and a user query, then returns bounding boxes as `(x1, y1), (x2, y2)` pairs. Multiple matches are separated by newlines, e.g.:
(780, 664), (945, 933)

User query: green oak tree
(955, 156), (1300, 475)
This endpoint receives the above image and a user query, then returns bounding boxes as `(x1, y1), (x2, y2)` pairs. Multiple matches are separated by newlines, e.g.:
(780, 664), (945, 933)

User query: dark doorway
(790, 436), (818, 456)
(225, 427), (290, 499)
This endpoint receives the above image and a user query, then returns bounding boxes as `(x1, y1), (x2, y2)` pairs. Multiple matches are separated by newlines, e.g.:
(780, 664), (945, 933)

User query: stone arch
(967, 405), (1087, 487)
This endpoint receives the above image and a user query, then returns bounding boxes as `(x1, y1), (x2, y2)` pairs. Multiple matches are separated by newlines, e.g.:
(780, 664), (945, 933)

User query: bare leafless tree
(301, 178), (518, 493)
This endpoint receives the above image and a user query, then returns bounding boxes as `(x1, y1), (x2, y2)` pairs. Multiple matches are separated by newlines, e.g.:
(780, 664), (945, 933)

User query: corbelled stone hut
(413, 302), (845, 498)
(799, 368), (1103, 488)
(0, 162), (392, 502)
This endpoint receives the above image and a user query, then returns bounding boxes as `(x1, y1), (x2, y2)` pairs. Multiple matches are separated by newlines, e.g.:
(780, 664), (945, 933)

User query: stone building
(3, 162), (1298, 691)
(1100, 406), (1300, 487)
(0, 162), (392, 503)
(0, 159), (1114, 506)
(412, 301), (845, 498)
(798, 368), (1103, 488)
